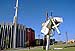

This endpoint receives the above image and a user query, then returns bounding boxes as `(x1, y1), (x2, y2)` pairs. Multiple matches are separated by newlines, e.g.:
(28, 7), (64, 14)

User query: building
(0, 0), (35, 49)
(0, 23), (14, 49)
(16, 24), (26, 48)
(35, 39), (43, 46)
(0, 23), (27, 49)
(35, 38), (55, 46)
(26, 28), (35, 47)
(50, 39), (55, 45)
(68, 40), (75, 44)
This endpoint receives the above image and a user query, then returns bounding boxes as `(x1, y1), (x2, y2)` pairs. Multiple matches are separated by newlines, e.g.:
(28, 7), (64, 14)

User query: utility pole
(13, 0), (18, 48)
(38, 34), (40, 46)
(46, 11), (48, 21)
(43, 11), (49, 50)
(66, 32), (68, 44)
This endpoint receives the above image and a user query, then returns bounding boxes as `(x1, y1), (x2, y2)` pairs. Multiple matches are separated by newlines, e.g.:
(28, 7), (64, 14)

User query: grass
(18, 47), (75, 51)
(23, 44), (75, 51)
(6, 44), (75, 51)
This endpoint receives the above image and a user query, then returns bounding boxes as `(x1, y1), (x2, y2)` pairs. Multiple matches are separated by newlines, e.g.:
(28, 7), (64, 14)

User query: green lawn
(6, 44), (75, 51)
(21, 44), (75, 51)
(20, 47), (75, 51)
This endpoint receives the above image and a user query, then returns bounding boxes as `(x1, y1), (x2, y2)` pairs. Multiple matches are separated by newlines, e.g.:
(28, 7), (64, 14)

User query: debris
(54, 48), (63, 50)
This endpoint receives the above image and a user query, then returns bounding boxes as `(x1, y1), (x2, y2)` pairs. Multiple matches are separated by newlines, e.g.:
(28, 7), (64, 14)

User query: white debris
(54, 48), (63, 50)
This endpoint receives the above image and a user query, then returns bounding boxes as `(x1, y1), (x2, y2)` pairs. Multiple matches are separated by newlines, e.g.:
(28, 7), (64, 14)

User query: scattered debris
(54, 48), (63, 50)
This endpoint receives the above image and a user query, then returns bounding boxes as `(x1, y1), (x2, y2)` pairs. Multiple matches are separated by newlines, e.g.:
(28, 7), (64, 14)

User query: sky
(0, 0), (75, 41)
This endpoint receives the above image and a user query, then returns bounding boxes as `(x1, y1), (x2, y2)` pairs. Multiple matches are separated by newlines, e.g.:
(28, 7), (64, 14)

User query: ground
(2, 44), (75, 51)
